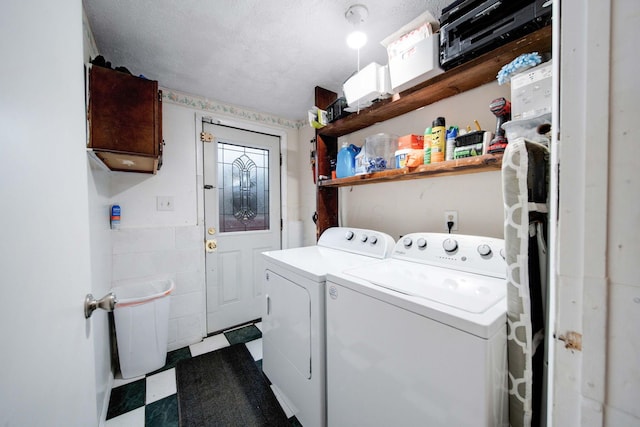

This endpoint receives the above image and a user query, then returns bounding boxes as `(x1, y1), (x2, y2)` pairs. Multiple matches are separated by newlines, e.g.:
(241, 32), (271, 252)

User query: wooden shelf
(318, 154), (503, 187)
(318, 25), (552, 138)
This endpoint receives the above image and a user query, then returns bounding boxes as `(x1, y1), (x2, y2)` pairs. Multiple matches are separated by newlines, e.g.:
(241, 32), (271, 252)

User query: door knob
(206, 239), (217, 252)
(84, 292), (117, 319)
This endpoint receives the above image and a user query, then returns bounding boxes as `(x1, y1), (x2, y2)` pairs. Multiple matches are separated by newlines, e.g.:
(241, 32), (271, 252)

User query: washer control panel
(318, 227), (396, 259)
(393, 232), (506, 278)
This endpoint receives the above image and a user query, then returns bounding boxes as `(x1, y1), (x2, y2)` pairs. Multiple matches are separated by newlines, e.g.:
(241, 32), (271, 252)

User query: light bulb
(346, 30), (367, 49)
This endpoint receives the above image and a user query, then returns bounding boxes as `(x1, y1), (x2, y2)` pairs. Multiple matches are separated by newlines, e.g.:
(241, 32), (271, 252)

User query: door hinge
(280, 218), (283, 231)
(200, 131), (214, 142)
(280, 153), (282, 166)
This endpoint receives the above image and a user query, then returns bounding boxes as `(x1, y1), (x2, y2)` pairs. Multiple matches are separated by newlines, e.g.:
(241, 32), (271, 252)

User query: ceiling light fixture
(345, 4), (368, 50)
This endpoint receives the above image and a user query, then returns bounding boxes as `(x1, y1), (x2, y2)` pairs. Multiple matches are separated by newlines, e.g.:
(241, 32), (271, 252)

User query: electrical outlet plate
(445, 210), (458, 231)
(157, 196), (174, 211)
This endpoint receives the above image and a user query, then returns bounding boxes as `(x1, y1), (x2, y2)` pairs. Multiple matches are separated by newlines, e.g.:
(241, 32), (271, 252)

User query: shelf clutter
(319, 153), (503, 187)
(319, 26), (551, 139)
(314, 26), (551, 189)
(311, 0), (553, 237)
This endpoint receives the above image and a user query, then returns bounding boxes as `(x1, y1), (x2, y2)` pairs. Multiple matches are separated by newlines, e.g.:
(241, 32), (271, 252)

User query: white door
(1, 1), (97, 424)
(202, 120), (281, 333)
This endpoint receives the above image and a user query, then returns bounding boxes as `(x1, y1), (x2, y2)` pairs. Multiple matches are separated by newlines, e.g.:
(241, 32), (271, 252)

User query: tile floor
(105, 321), (300, 426)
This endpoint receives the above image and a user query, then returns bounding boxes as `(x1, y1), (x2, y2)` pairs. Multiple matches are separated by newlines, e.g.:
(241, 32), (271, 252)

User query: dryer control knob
(369, 236), (378, 245)
(403, 237), (413, 248)
(477, 244), (492, 257)
(360, 234), (368, 243)
(345, 230), (354, 240)
(500, 248), (506, 260)
(417, 238), (427, 249)
(443, 238), (458, 253)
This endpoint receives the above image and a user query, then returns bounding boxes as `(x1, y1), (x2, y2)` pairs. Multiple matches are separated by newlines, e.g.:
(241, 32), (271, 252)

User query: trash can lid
(111, 279), (175, 308)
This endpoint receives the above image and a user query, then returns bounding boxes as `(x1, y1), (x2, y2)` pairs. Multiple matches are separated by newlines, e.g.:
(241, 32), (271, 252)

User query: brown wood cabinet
(87, 65), (163, 174)
(314, 26), (552, 238)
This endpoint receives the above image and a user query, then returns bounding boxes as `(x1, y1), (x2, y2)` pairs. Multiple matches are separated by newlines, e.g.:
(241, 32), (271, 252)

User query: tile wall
(112, 225), (206, 351)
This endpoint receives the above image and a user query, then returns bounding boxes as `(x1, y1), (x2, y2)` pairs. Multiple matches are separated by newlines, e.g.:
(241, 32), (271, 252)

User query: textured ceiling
(84, 0), (452, 121)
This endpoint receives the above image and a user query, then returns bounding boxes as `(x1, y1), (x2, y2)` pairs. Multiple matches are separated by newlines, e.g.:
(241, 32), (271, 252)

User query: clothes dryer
(262, 227), (395, 427)
(326, 232), (508, 427)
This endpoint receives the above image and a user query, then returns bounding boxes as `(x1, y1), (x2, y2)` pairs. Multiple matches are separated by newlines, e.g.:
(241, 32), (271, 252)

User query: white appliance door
(326, 281), (508, 427)
(263, 269), (311, 379)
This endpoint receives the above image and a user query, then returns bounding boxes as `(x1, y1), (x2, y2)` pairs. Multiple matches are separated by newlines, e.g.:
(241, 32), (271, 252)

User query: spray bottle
(423, 127), (432, 164)
(430, 117), (446, 163)
(445, 126), (458, 161)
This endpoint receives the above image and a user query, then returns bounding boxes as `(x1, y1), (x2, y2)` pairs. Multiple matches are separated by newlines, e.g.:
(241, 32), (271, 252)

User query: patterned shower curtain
(502, 138), (549, 427)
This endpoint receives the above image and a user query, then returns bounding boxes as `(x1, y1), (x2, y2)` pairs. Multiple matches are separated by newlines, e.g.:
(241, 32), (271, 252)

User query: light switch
(157, 196), (174, 211)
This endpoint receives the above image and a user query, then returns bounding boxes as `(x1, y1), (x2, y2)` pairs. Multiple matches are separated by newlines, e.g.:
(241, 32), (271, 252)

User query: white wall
(108, 101), (204, 352)
(110, 102), (198, 229)
(298, 124), (321, 246)
(553, 0), (640, 425)
(604, 1), (640, 422)
(300, 82), (510, 241)
(87, 160), (114, 422)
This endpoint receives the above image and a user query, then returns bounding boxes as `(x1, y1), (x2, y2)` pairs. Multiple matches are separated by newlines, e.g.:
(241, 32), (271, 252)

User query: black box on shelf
(326, 97), (351, 123)
(439, 0), (552, 70)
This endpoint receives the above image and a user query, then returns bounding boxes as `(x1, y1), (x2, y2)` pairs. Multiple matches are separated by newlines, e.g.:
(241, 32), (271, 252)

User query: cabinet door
(89, 66), (160, 157)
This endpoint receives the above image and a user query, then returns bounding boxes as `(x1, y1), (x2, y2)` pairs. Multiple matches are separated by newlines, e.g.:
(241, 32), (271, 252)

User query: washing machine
(325, 232), (508, 427)
(262, 227), (395, 427)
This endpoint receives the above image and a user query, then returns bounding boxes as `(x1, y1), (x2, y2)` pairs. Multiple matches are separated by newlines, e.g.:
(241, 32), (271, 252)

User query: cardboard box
(397, 134), (424, 149)
(510, 60), (553, 120)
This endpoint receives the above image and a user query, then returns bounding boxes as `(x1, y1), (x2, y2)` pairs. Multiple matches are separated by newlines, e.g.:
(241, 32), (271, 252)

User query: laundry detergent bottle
(336, 142), (359, 178)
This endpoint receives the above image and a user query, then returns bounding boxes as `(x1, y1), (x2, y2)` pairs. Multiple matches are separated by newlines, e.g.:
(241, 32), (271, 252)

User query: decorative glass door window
(218, 142), (270, 232)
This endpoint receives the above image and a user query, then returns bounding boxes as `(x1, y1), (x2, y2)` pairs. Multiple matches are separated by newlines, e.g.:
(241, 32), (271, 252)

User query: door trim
(194, 112), (289, 336)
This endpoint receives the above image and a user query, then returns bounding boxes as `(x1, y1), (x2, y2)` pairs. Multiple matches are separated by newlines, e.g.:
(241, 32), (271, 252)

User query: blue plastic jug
(336, 143), (360, 178)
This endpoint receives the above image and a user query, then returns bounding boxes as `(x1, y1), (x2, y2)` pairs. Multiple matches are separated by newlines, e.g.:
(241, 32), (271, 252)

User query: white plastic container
(343, 62), (392, 108)
(510, 60), (553, 120)
(358, 133), (398, 173)
(381, 12), (443, 93)
(112, 279), (175, 378)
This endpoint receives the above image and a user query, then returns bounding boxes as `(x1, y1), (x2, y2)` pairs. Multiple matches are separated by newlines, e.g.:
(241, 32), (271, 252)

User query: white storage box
(343, 62), (391, 108)
(112, 279), (175, 378)
(510, 60), (553, 120)
(381, 13), (443, 93)
(386, 34), (442, 92)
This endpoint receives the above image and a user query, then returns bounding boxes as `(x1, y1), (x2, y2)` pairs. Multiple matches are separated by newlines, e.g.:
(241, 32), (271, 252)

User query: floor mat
(176, 344), (289, 427)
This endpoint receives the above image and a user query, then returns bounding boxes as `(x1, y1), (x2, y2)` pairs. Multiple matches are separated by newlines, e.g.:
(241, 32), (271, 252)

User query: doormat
(176, 344), (289, 427)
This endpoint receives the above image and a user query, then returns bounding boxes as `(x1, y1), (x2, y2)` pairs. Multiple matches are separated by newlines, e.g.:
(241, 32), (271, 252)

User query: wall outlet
(445, 210), (458, 232)
(157, 196), (174, 211)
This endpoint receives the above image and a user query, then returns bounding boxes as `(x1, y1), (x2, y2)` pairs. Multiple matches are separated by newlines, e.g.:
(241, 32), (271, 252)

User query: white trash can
(111, 279), (175, 379)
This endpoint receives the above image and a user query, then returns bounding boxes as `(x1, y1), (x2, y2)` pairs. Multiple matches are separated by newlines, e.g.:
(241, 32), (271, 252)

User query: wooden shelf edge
(318, 25), (552, 138)
(317, 153), (503, 187)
